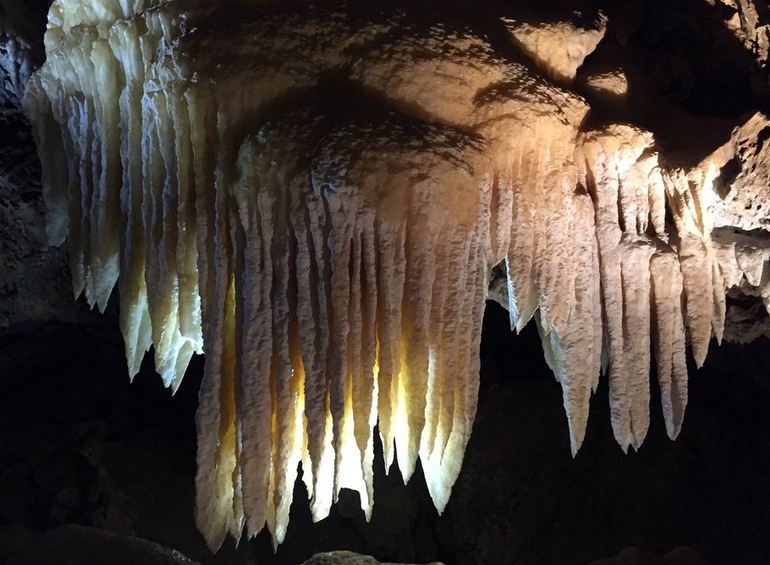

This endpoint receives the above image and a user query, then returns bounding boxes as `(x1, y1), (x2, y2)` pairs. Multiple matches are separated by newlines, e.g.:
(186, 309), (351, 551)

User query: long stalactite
(24, 0), (770, 551)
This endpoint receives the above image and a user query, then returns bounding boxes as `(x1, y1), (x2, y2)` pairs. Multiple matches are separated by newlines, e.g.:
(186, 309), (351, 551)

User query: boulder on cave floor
(4, 524), (201, 565)
(301, 550), (444, 565)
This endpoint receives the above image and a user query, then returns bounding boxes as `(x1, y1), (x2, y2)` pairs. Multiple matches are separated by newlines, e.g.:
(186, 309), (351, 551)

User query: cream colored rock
(502, 13), (606, 84)
(581, 68), (629, 112)
(706, 112), (770, 232)
(23, 0), (770, 553)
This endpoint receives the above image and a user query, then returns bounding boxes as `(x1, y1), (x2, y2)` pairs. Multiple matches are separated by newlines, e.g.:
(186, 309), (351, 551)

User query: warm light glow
(24, 0), (770, 553)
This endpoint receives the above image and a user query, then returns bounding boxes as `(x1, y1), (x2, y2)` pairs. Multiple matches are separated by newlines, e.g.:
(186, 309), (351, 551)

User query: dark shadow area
(1, 301), (769, 564)
(2, 2), (770, 563)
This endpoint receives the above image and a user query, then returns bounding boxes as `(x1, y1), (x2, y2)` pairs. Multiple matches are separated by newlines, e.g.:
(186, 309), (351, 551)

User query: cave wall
(0, 0), (91, 332)
(1, 307), (769, 565)
(1, 1), (770, 564)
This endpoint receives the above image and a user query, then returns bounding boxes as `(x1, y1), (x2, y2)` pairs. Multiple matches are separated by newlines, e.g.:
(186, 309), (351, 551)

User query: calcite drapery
(24, 0), (770, 551)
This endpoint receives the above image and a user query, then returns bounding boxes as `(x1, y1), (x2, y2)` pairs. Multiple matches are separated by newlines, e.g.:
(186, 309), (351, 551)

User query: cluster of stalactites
(534, 124), (770, 453)
(22, 0), (531, 550)
(24, 0), (770, 553)
(25, 0), (203, 390)
(493, 123), (693, 455)
(191, 104), (495, 549)
(26, 56), (492, 550)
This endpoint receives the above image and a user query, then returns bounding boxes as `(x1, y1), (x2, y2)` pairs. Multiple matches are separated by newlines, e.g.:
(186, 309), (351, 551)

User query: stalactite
(24, 0), (770, 552)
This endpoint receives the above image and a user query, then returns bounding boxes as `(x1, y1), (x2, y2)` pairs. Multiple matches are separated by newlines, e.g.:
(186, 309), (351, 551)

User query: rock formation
(19, 0), (770, 552)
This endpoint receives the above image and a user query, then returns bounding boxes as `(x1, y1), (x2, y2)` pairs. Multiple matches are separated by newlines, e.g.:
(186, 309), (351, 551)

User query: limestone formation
(23, 0), (770, 552)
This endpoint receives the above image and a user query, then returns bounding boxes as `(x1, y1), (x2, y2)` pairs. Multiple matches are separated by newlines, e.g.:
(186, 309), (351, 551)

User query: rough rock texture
(5, 525), (201, 565)
(0, 0), (87, 332)
(0, 315), (768, 564)
(501, 11), (606, 85)
(710, 112), (770, 231)
(0, 108), (84, 331)
(705, 0), (770, 70)
(0, 0), (48, 108)
(724, 293), (770, 342)
(618, 0), (770, 113)
(19, 0), (770, 551)
(2, 0), (770, 563)
(301, 551), (442, 565)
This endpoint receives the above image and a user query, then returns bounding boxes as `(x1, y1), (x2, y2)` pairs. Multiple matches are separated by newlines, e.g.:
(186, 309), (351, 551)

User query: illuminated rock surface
(17, 0), (770, 554)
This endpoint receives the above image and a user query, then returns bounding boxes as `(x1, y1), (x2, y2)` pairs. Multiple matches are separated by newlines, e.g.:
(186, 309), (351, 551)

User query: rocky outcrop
(4, 525), (201, 565)
(19, 0), (770, 550)
(1, 0), (770, 564)
(710, 112), (770, 231)
(302, 551), (443, 565)
(0, 106), (85, 331)
(704, 0), (770, 70)
(0, 0), (48, 108)
(0, 0), (87, 333)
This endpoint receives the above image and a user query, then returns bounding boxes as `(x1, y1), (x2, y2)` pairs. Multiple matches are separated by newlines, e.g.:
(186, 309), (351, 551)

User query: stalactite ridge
(24, 0), (770, 551)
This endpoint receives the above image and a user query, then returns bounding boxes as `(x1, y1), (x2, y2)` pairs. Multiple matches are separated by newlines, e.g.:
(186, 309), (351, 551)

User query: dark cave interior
(1, 301), (769, 564)
(3, 0), (770, 564)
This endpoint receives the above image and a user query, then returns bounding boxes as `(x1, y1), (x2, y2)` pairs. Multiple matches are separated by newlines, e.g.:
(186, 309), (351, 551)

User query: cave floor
(1, 302), (769, 565)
